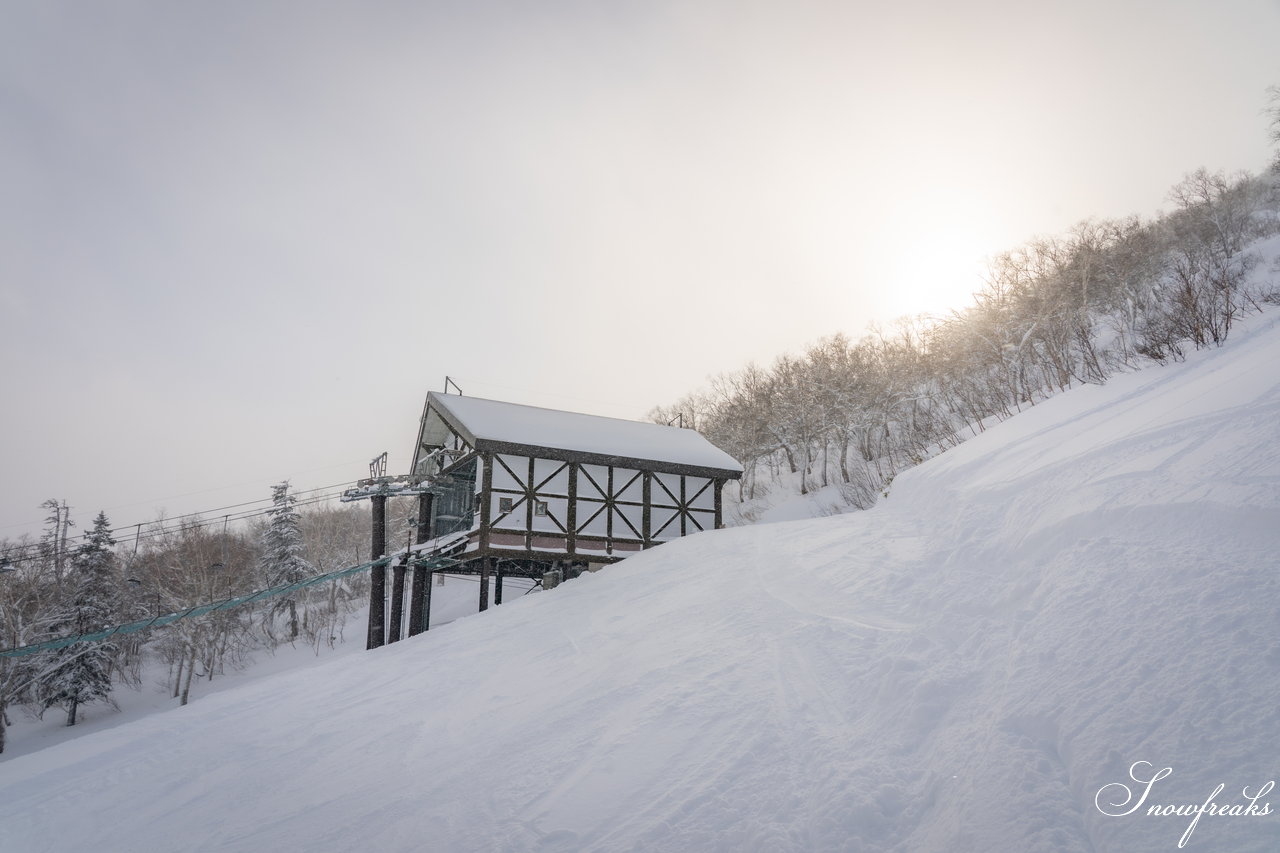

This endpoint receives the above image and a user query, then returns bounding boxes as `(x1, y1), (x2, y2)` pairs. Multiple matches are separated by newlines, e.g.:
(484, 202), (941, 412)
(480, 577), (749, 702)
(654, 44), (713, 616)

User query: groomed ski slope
(3, 313), (1279, 853)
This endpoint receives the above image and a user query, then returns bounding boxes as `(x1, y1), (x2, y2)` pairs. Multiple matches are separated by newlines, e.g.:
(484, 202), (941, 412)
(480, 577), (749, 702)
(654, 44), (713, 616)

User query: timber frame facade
(411, 392), (742, 568)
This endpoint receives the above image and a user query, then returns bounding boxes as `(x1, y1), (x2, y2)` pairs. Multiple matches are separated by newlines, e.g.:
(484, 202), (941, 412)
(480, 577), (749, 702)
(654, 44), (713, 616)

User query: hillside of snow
(2, 312), (1278, 851)
(0, 572), (531, 762)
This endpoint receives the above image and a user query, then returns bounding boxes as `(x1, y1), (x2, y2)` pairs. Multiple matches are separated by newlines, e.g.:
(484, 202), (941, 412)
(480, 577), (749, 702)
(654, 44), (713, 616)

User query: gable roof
(421, 392), (742, 479)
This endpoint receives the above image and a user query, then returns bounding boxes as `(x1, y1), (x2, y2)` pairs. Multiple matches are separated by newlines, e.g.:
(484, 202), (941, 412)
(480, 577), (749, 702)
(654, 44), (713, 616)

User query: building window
(499, 497), (514, 514)
(534, 500), (549, 516)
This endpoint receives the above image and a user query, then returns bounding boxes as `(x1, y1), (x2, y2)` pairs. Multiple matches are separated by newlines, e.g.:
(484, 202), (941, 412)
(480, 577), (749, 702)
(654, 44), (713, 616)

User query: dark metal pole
(495, 561), (504, 606)
(408, 563), (426, 636)
(408, 493), (434, 637)
(367, 495), (387, 650)
(423, 570), (432, 632)
(389, 519), (414, 643)
(388, 561), (406, 643)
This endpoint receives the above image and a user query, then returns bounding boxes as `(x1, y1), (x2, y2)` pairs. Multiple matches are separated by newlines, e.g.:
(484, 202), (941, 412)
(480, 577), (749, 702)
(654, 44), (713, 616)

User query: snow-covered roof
(424, 392), (742, 477)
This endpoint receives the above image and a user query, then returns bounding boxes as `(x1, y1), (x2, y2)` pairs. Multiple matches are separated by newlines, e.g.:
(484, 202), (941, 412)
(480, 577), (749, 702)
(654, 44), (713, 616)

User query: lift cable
(0, 483), (363, 566)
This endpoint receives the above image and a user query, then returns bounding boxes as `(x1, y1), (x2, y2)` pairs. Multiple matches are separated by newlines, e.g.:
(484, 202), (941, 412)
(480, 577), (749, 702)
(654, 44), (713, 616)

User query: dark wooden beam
(525, 456), (535, 552)
(479, 452), (493, 553)
(714, 479), (724, 529)
(606, 465), (614, 546)
(471, 452), (493, 619)
(472, 438), (743, 481)
(642, 472), (652, 547)
(680, 475), (687, 537)
(476, 545), (630, 566)
(566, 462), (577, 556)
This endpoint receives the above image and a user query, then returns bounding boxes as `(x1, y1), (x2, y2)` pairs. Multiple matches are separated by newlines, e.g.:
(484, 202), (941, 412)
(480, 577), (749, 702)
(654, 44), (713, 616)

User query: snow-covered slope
(0, 572), (531, 762)
(2, 314), (1279, 852)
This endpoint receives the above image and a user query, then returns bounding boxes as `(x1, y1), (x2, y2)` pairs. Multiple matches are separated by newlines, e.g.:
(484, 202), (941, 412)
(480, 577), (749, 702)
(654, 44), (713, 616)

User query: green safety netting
(0, 552), (458, 659)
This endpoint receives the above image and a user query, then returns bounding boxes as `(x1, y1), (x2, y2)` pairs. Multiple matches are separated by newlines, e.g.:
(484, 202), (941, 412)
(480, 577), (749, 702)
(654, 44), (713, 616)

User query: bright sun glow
(888, 230), (992, 318)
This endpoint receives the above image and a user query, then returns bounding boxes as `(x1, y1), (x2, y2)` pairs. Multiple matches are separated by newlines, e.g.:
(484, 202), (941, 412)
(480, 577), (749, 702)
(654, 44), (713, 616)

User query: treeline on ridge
(654, 168), (1279, 514)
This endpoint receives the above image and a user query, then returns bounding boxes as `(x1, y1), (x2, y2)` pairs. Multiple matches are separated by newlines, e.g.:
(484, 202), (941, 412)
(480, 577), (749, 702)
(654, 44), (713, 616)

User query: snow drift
(2, 314), (1279, 852)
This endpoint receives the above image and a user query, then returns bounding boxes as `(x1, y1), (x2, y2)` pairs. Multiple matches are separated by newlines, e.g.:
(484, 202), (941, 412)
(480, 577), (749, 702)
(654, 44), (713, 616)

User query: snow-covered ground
(1, 573), (531, 762)
(2, 312), (1279, 852)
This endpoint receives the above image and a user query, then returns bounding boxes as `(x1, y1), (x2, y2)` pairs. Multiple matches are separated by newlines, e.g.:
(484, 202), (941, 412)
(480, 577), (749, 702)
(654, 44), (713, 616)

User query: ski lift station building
(345, 391), (743, 647)
(412, 391), (743, 566)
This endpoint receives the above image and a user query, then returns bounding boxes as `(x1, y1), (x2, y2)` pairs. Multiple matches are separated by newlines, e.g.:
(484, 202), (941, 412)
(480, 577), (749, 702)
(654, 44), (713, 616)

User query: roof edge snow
(421, 391), (743, 478)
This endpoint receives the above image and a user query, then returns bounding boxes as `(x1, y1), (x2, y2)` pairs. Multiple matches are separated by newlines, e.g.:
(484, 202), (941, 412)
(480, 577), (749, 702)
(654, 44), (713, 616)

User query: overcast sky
(2, 0), (1277, 540)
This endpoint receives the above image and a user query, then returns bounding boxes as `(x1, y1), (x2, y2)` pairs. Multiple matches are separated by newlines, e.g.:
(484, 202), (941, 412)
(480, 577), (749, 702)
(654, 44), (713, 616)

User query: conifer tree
(39, 511), (119, 726)
(259, 483), (313, 641)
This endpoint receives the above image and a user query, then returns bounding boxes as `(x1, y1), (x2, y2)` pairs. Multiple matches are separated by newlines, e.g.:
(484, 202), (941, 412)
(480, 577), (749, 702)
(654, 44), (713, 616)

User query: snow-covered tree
(38, 498), (74, 591)
(650, 163), (1280, 520)
(0, 549), (41, 752)
(259, 483), (313, 642)
(39, 511), (120, 727)
(297, 505), (366, 651)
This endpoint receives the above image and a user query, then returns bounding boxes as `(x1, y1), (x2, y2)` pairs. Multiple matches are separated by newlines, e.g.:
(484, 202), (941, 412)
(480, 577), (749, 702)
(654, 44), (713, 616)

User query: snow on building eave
(423, 391), (743, 478)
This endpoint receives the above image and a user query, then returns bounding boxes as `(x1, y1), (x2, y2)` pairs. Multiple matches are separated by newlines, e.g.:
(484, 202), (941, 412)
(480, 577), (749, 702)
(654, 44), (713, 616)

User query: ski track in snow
(2, 313), (1280, 851)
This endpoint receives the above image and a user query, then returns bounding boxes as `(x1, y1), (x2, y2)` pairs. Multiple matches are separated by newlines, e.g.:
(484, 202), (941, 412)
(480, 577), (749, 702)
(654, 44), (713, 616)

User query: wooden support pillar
(495, 562), (504, 606)
(714, 479), (724, 529)
(408, 492), (434, 637)
(679, 475), (687, 537)
(367, 494), (387, 650)
(641, 472), (652, 548)
(388, 562), (406, 643)
(566, 463), (578, 556)
(478, 556), (491, 612)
